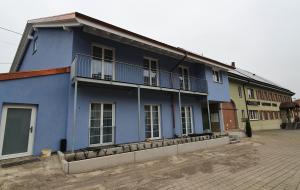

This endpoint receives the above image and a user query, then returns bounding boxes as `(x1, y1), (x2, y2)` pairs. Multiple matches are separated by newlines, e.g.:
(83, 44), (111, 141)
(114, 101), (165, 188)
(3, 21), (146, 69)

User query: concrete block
(68, 152), (135, 174)
(106, 148), (114, 156)
(156, 141), (163, 147)
(87, 151), (97, 159)
(97, 149), (106, 157)
(195, 136), (201, 141)
(168, 140), (174, 145)
(61, 160), (69, 173)
(144, 142), (152, 149)
(163, 140), (169, 146)
(152, 141), (158, 148)
(110, 147), (123, 154)
(75, 152), (85, 160)
(122, 145), (131, 153)
(186, 138), (192, 143)
(134, 145), (177, 162)
(64, 153), (75, 162)
(130, 144), (138, 152)
(137, 143), (145, 150)
(191, 137), (196, 142)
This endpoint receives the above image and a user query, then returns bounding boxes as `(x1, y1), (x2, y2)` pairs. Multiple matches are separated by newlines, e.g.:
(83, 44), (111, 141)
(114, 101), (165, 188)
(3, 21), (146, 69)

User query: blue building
(0, 12), (233, 159)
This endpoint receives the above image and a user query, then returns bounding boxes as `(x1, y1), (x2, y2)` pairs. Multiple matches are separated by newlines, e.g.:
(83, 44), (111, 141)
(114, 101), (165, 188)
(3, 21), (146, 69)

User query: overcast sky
(0, 0), (299, 98)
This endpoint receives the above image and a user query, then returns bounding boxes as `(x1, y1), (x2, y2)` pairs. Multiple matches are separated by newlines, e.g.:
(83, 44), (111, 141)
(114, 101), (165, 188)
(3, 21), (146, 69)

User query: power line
(0, 26), (22, 35)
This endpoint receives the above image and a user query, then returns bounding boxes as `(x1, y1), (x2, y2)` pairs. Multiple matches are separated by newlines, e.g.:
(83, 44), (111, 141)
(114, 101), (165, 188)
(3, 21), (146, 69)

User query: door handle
(30, 126), (33, 133)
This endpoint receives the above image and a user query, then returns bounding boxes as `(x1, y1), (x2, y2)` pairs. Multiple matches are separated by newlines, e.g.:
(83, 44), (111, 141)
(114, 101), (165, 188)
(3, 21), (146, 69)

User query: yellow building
(222, 68), (294, 131)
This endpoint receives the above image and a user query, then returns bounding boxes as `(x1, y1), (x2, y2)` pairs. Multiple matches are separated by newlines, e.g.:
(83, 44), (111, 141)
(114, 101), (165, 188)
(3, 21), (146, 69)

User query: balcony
(71, 54), (208, 94)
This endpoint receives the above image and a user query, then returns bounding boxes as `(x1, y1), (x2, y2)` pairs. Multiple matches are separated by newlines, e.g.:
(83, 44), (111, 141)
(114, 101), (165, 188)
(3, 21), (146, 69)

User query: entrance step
(0, 156), (40, 168)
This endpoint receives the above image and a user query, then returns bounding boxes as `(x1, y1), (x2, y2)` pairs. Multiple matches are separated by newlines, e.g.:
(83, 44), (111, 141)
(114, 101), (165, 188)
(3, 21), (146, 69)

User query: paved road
(1, 130), (300, 190)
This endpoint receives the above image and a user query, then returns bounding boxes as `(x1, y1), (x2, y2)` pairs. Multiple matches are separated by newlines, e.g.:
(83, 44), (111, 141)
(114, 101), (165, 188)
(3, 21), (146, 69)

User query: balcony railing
(71, 54), (208, 93)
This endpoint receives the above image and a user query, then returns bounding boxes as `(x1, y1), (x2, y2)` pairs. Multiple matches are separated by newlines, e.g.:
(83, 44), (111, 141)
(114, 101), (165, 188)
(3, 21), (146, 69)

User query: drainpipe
(242, 82), (250, 121)
(178, 90), (182, 136)
(71, 79), (78, 153)
(207, 98), (212, 132)
(170, 52), (187, 137)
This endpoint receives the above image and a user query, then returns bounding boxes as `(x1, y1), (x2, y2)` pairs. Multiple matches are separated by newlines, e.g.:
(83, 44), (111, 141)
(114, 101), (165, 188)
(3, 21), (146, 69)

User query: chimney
(231, 62), (236, 68)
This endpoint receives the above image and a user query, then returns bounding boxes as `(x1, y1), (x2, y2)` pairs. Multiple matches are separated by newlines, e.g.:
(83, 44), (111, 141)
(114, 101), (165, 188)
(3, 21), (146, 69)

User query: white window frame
(144, 105), (161, 140)
(238, 86), (243, 98)
(247, 88), (255, 99)
(143, 57), (159, 86)
(91, 44), (116, 80)
(0, 105), (37, 160)
(181, 106), (194, 135)
(89, 102), (115, 147)
(249, 110), (259, 121)
(178, 65), (190, 91)
(212, 68), (222, 83)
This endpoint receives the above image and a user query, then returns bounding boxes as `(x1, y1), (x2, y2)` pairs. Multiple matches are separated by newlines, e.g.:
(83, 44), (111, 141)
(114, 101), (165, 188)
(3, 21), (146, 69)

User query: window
(144, 105), (161, 139)
(269, 111), (274, 120)
(275, 111), (279, 119)
(264, 91), (268, 100)
(33, 36), (38, 54)
(178, 66), (190, 90)
(212, 69), (222, 83)
(256, 90), (260, 100)
(238, 86), (243, 98)
(144, 58), (159, 86)
(241, 110), (246, 119)
(91, 45), (114, 80)
(260, 111), (264, 120)
(274, 94), (278, 102)
(247, 89), (255, 99)
(181, 106), (193, 135)
(249, 110), (259, 120)
(263, 111), (269, 120)
(90, 103), (115, 146)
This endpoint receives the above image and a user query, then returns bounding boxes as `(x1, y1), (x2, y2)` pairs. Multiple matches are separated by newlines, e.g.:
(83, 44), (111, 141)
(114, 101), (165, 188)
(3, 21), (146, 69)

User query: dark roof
(228, 67), (294, 95)
(10, 12), (234, 72)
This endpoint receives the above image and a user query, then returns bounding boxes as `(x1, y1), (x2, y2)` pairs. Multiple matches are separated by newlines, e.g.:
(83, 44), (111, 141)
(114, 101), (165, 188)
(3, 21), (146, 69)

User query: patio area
(1, 130), (300, 190)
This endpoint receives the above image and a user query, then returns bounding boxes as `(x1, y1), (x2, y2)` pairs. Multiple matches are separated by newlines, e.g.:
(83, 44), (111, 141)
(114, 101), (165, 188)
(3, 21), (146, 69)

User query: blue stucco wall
(206, 66), (230, 102)
(66, 85), (204, 150)
(0, 74), (70, 155)
(18, 28), (73, 71)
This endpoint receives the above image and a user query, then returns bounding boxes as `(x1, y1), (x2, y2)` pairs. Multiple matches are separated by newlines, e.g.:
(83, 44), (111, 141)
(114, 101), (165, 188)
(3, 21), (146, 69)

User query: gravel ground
(1, 130), (300, 190)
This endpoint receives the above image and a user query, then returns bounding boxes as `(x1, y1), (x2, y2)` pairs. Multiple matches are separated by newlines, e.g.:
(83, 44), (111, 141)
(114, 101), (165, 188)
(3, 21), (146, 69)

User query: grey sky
(0, 0), (299, 98)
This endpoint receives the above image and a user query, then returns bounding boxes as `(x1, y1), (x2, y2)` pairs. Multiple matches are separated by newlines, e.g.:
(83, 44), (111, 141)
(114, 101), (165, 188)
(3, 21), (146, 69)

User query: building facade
(222, 67), (294, 131)
(0, 12), (233, 159)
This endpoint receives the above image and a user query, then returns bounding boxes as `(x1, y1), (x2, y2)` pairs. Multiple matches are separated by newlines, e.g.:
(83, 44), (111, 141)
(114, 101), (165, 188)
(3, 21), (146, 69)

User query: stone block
(138, 143), (145, 150)
(130, 144), (138, 151)
(65, 153), (75, 162)
(97, 149), (106, 157)
(75, 152), (85, 160)
(122, 145), (131, 153)
(144, 142), (152, 149)
(87, 151), (97, 159)
(110, 147), (123, 154)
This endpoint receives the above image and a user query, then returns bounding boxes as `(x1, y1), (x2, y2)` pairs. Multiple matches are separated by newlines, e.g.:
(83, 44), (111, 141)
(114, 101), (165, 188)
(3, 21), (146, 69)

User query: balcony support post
(207, 97), (212, 132)
(71, 79), (78, 153)
(137, 86), (141, 141)
(178, 90), (182, 137)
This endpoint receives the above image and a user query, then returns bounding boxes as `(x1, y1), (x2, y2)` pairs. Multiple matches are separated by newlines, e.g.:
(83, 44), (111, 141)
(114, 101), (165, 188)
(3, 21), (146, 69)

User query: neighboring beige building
(222, 67), (294, 131)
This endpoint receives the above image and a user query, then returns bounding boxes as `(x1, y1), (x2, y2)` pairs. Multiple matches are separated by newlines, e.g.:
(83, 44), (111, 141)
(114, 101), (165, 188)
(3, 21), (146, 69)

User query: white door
(91, 45), (115, 80)
(0, 105), (36, 160)
(181, 106), (194, 135)
(144, 105), (161, 140)
(89, 103), (115, 146)
(179, 66), (190, 90)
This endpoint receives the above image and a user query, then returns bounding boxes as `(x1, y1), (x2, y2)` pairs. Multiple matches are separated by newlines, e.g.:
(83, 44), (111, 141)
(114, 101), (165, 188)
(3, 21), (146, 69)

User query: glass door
(0, 105), (36, 159)
(144, 105), (161, 139)
(181, 106), (193, 135)
(143, 58), (159, 86)
(91, 45), (114, 80)
(90, 103), (115, 146)
(179, 66), (190, 90)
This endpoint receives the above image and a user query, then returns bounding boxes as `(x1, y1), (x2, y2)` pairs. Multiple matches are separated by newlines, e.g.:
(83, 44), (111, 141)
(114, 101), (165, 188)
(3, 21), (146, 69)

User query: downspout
(170, 52), (187, 137)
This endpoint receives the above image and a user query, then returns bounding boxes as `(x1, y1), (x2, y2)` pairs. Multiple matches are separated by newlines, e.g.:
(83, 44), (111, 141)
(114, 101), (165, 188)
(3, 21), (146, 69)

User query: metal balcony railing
(71, 54), (208, 93)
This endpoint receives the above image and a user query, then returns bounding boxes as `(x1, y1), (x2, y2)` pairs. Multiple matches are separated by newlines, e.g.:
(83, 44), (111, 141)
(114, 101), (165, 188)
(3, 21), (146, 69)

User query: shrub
(245, 119), (252, 137)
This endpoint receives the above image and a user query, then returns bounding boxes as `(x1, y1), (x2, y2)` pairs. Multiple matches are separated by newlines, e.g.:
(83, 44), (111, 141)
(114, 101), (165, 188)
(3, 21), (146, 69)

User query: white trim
(91, 44), (116, 81)
(144, 105), (161, 140)
(178, 65), (190, 91)
(143, 57), (159, 86)
(89, 103), (115, 147)
(0, 105), (37, 160)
